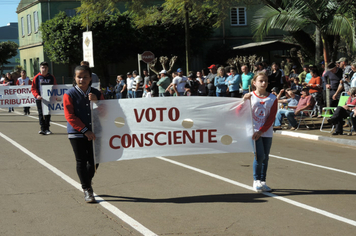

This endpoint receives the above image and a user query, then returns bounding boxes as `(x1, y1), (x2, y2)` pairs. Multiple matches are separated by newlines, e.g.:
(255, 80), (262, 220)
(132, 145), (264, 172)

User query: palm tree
(252, 0), (356, 65)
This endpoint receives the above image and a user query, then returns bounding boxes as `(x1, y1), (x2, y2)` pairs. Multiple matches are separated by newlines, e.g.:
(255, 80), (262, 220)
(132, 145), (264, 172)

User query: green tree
(40, 12), (138, 85)
(0, 41), (18, 75)
(252, 0), (356, 65)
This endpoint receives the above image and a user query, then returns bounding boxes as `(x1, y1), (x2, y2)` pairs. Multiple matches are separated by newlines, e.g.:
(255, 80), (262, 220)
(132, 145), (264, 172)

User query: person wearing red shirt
(306, 68), (323, 117)
(31, 62), (57, 135)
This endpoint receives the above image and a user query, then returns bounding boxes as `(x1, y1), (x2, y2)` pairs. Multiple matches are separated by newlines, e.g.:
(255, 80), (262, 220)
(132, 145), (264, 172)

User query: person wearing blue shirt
(225, 67), (242, 97)
(214, 67), (228, 97)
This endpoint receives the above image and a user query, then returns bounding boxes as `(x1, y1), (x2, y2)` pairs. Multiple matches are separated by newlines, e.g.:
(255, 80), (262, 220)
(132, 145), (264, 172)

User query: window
(23, 59), (27, 72)
(230, 7), (247, 26)
(33, 11), (39, 33)
(21, 17), (25, 37)
(30, 59), (33, 77)
(27, 14), (32, 35)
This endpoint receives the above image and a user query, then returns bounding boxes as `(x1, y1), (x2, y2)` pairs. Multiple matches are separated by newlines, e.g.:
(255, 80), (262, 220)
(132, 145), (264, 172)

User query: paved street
(1, 107), (356, 236)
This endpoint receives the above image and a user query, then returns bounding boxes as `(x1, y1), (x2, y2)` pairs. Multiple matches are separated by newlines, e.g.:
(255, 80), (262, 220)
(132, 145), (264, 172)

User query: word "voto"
(134, 107), (180, 122)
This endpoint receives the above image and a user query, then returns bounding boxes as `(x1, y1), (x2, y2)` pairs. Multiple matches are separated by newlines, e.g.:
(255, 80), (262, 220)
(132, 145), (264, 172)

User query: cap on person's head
(302, 87), (309, 92)
(159, 69), (167, 74)
(127, 72), (132, 75)
(132, 70), (138, 75)
(303, 65), (309, 68)
(177, 68), (183, 73)
(336, 57), (348, 63)
(188, 74), (194, 78)
(292, 65), (297, 69)
(208, 64), (217, 70)
(255, 62), (263, 67)
(309, 64), (314, 68)
(320, 61), (325, 65)
(327, 62), (337, 70)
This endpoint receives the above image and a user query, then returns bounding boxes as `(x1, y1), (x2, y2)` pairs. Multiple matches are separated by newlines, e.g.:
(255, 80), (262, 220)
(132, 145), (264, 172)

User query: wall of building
(0, 23), (20, 74)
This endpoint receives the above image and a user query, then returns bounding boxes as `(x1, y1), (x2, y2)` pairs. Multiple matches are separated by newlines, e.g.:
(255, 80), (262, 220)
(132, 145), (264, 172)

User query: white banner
(83, 31), (94, 67)
(41, 84), (72, 115)
(0, 85), (36, 108)
(92, 97), (254, 163)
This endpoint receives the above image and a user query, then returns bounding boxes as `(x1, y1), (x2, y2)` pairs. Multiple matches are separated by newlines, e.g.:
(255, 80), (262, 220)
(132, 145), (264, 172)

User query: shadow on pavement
(272, 189), (356, 196)
(97, 193), (268, 203)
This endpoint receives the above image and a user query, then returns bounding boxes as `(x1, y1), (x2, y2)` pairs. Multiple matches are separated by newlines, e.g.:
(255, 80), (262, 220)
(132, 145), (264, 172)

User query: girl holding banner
(243, 72), (278, 193)
(63, 65), (104, 203)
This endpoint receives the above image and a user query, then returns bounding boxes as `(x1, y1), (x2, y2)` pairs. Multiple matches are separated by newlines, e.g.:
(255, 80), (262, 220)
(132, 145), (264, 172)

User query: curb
(275, 130), (356, 147)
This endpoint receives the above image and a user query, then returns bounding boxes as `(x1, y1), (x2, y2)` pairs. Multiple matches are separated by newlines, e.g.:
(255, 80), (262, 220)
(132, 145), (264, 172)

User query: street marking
(270, 154), (356, 177)
(0, 131), (157, 236)
(156, 156), (356, 227)
(3, 109), (356, 228)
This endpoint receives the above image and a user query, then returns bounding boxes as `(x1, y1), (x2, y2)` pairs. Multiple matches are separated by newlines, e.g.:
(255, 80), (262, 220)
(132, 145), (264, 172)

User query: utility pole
(184, 2), (192, 75)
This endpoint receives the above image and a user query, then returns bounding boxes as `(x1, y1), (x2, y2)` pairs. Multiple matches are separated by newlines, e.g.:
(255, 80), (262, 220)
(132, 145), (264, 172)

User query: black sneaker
(84, 188), (96, 203)
(45, 130), (52, 135)
(38, 130), (46, 135)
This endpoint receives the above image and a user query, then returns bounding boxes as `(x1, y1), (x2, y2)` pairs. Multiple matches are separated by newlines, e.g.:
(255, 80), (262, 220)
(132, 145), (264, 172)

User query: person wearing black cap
(323, 62), (342, 107)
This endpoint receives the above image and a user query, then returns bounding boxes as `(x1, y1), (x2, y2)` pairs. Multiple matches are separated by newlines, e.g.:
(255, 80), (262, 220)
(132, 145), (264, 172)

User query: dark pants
(330, 106), (350, 133)
(229, 91), (241, 98)
(208, 89), (216, 96)
(36, 100), (51, 131)
(24, 107), (30, 114)
(69, 138), (99, 190)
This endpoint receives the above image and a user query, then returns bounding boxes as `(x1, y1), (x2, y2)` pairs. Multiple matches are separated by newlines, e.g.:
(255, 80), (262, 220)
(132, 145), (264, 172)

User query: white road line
(0, 131), (157, 236)
(156, 156), (356, 227)
(4, 110), (356, 228)
(270, 154), (356, 177)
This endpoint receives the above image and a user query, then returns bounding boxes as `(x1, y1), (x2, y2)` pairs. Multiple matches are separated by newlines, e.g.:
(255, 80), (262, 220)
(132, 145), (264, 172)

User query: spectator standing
(157, 70), (171, 97)
(214, 67), (228, 97)
(307, 68), (322, 117)
(241, 65), (254, 95)
(132, 70), (143, 98)
(323, 62), (343, 107)
(16, 70), (32, 115)
(3, 73), (15, 112)
(172, 71), (187, 96)
(196, 71), (206, 96)
(150, 74), (159, 97)
(268, 62), (282, 92)
(206, 64), (217, 96)
(298, 65), (309, 83)
(114, 75), (126, 99)
(126, 72), (134, 98)
(255, 62), (267, 74)
(31, 61), (57, 135)
(186, 73), (199, 96)
(142, 69), (150, 97)
(80, 61), (100, 84)
(225, 67), (241, 97)
(243, 72), (277, 192)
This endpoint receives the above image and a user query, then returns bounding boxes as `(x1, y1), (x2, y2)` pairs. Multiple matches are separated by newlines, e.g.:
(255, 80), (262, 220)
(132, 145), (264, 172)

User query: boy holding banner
(63, 65), (104, 203)
(31, 62), (57, 135)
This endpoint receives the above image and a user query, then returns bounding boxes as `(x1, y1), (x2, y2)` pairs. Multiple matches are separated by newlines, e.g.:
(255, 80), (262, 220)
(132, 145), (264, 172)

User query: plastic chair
(320, 95), (350, 132)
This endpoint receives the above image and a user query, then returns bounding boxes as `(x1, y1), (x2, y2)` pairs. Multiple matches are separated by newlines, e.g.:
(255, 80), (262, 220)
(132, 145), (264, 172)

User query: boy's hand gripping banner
(92, 97), (254, 163)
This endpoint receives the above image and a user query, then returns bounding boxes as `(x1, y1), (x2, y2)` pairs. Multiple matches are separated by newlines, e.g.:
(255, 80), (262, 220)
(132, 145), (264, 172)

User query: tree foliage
(0, 41), (18, 74)
(253, 0), (356, 64)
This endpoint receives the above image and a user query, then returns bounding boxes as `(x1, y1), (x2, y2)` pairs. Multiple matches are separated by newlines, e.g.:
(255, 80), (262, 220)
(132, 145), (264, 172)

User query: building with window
(0, 23), (20, 74)
(16, 1), (286, 82)
(17, 0), (80, 80)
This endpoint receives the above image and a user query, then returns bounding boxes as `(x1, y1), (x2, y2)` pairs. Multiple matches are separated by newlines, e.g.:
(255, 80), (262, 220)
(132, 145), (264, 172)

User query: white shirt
(126, 77), (134, 90)
(17, 76), (31, 85)
(172, 76), (187, 93)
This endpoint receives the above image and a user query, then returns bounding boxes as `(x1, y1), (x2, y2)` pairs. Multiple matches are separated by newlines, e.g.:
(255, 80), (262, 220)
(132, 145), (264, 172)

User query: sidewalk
(274, 116), (356, 147)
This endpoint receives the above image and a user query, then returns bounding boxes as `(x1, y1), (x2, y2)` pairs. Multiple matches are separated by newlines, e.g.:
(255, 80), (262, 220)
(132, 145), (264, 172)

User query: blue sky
(0, 0), (20, 27)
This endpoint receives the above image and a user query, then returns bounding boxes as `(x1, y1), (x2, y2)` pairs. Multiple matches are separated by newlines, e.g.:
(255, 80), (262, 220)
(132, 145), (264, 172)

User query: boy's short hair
(40, 61), (49, 67)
